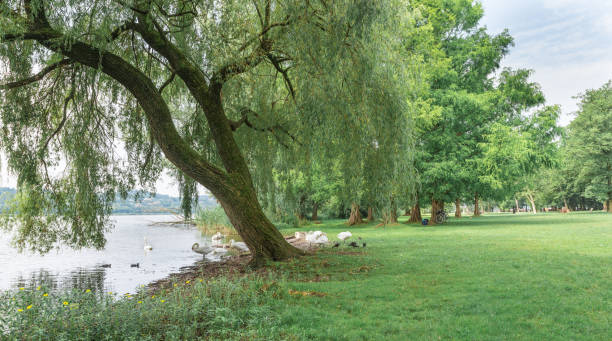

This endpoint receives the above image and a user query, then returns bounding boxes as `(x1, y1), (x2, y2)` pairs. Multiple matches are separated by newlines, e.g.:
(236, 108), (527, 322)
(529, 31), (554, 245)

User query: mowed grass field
(272, 213), (611, 340)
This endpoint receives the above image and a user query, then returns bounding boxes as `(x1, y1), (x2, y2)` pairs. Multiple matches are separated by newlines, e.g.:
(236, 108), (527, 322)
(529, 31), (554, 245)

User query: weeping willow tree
(0, 0), (424, 265)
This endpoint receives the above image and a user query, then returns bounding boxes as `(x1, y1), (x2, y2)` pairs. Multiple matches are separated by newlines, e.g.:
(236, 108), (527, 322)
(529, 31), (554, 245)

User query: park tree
(407, 0), (518, 223)
(0, 0), (423, 264)
(564, 81), (612, 212)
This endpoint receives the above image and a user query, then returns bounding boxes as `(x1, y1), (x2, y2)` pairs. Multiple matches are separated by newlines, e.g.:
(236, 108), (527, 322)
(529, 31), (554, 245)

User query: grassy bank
(2, 213), (610, 340)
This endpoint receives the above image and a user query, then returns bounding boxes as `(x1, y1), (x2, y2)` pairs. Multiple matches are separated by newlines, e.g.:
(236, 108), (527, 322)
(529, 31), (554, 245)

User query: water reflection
(0, 215), (212, 295)
(13, 267), (107, 294)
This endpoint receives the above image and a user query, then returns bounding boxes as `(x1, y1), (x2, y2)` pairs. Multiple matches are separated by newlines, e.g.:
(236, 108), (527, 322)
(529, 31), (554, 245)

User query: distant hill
(0, 187), (217, 215)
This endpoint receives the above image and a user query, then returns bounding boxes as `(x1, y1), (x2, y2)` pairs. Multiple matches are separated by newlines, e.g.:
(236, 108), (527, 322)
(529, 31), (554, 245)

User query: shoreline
(145, 255), (254, 294)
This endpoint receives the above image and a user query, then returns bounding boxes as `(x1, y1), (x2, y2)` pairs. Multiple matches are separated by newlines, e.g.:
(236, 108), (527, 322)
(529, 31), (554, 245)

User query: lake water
(0, 215), (213, 295)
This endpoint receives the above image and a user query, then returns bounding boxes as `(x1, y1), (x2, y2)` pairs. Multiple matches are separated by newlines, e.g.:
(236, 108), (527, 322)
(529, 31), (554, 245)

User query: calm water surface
(0, 215), (212, 295)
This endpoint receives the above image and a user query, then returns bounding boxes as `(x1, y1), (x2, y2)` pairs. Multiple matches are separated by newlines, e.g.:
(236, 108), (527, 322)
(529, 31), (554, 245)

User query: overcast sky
(480, 0), (612, 126)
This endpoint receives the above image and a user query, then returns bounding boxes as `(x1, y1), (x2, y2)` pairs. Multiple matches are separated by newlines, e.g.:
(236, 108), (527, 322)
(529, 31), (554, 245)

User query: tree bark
(367, 206), (374, 221)
(23, 3), (303, 266)
(408, 202), (422, 223)
(430, 198), (444, 225)
(473, 193), (481, 217)
(526, 193), (537, 214)
(312, 202), (319, 221)
(348, 203), (364, 225)
(515, 198), (520, 213)
(390, 201), (398, 224)
(455, 198), (462, 218)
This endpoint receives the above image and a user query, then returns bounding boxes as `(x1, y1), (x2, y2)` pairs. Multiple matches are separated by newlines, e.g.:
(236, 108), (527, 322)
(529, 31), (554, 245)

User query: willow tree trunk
(455, 199), (462, 218)
(390, 204), (398, 224)
(348, 203), (364, 225)
(473, 193), (481, 217)
(367, 206), (374, 221)
(408, 202), (422, 223)
(312, 202), (319, 221)
(389, 207), (397, 224)
(217, 180), (302, 267)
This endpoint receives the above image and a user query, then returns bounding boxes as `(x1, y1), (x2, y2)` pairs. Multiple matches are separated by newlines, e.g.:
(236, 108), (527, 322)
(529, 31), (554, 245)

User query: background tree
(563, 82), (612, 212)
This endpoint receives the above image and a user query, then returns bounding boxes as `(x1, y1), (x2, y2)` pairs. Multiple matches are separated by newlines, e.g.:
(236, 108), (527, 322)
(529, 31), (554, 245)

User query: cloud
(480, 0), (612, 125)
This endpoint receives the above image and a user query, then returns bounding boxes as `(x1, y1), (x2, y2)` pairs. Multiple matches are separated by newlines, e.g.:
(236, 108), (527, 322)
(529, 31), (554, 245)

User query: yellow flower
(26, 305), (32, 310)
(173, 283), (177, 287)
(137, 301), (142, 304)
(17, 309), (23, 312)
(108, 292), (113, 295)
(151, 295), (156, 299)
(36, 286), (41, 291)
(199, 279), (203, 283)
(185, 280), (190, 284)
(86, 289), (91, 293)
(63, 301), (69, 306)
(160, 299), (165, 303)
(19, 287), (24, 291)
(43, 293), (48, 297)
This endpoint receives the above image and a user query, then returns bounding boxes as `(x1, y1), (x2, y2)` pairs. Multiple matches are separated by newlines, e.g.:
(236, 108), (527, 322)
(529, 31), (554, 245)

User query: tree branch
(20, 0), (230, 192)
(230, 107), (300, 148)
(267, 53), (296, 100)
(213, 45), (270, 84)
(158, 71), (176, 93)
(41, 75), (75, 154)
(0, 59), (72, 90)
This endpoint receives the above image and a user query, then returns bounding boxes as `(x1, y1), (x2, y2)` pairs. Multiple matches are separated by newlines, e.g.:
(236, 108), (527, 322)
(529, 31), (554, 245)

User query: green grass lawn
(271, 213), (611, 340)
(3, 213), (610, 340)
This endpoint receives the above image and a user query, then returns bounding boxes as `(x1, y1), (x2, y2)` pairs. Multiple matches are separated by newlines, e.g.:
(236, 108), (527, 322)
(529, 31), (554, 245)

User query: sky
(480, 0), (612, 126)
(2, 1), (611, 194)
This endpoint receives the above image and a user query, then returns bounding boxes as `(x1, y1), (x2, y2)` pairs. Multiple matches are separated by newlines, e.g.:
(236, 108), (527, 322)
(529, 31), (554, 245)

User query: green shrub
(1, 277), (285, 340)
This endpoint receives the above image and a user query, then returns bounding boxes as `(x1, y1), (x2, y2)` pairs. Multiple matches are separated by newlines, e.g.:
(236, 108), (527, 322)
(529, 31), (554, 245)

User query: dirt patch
(147, 256), (254, 294)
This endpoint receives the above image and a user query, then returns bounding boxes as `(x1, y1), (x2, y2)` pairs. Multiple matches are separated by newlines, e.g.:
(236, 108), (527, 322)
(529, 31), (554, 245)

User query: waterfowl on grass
(229, 239), (250, 253)
(192, 243), (214, 255)
(337, 231), (352, 242)
(305, 231), (329, 245)
(204, 248), (229, 262)
(211, 232), (225, 243)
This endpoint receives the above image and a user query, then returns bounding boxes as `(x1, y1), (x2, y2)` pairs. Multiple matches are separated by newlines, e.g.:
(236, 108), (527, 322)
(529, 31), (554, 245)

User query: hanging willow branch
(0, 59), (73, 90)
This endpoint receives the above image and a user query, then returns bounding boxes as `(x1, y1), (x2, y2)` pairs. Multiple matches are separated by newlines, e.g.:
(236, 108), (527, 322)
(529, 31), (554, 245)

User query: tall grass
(194, 206), (236, 235)
(1, 276), (286, 340)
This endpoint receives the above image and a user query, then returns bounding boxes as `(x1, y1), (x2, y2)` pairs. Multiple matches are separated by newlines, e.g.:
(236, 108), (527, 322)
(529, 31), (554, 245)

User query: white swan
(229, 239), (250, 253)
(211, 232), (225, 243)
(337, 231), (352, 242)
(305, 231), (329, 245)
(294, 231), (306, 240)
(192, 243), (213, 255)
(204, 247), (229, 262)
(144, 237), (153, 251)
